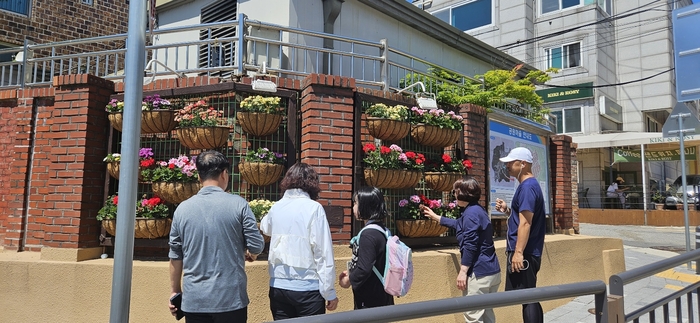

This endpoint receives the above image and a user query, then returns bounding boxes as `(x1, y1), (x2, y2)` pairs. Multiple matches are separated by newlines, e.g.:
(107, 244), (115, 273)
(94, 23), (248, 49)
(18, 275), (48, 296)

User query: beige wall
(0, 235), (624, 323)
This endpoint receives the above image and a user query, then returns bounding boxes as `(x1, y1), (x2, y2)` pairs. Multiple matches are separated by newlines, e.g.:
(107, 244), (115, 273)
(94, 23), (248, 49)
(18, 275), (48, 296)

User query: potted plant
(237, 95), (284, 137)
(104, 148), (156, 181)
(423, 154), (473, 192)
(409, 106), (463, 147)
(141, 155), (201, 204)
(105, 94), (177, 133)
(97, 194), (172, 239)
(249, 199), (275, 242)
(364, 103), (410, 141)
(395, 194), (458, 238)
(651, 192), (665, 210)
(239, 147), (286, 186)
(362, 143), (424, 189)
(174, 100), (229, 149)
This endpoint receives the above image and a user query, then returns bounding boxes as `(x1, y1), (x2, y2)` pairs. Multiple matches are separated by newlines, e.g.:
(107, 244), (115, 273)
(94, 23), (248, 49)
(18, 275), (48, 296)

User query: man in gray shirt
(169, 150), (265, 322)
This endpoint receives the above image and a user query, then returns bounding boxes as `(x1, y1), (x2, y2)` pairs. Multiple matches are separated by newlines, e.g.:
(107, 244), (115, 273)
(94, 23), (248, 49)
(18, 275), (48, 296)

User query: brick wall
(0, 0), (129, 50)
(550, 135), (575, 234)
(0, 93), (18, 247)
(300, 74), (356, 242)
(459, 103), (489, 206)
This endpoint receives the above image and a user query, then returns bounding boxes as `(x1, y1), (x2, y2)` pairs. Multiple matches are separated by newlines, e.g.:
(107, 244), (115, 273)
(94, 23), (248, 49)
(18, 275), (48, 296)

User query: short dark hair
(453, 177), (481, 203)
(280, 163), (321, 200)
(196, 150), (230, 181)
(354, 186), (388, 221)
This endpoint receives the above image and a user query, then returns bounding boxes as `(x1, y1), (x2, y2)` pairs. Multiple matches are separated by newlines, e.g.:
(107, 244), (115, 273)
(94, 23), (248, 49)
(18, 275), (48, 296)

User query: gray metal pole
(674, 113), (692, 269)
(641, 144), (647, 225)
(696, 226), (700, 274)
(108, 0), (147, 322)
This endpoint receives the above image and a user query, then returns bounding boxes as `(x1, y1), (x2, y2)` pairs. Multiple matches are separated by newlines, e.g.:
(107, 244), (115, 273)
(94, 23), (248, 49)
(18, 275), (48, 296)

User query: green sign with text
(614, 147), (697, 163)
(536, 82), (594, 103)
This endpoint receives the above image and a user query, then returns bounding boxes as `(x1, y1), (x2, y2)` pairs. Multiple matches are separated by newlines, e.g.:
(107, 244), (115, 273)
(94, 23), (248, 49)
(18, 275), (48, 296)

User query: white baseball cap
(499, 147), (533, 163)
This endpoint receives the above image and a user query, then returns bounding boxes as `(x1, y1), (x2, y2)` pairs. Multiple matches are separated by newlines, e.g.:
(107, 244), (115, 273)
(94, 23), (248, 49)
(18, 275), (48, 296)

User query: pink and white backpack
(355, 224), (413, 297)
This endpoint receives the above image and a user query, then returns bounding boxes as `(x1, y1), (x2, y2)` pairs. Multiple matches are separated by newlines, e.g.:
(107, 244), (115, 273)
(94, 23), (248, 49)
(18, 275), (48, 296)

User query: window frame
(540, 0), (583, 16)
(543, 41), (582, 70)
(552, 107), (583, 134)
(429, 0), (495, 33)
(0, 0), (31, 16)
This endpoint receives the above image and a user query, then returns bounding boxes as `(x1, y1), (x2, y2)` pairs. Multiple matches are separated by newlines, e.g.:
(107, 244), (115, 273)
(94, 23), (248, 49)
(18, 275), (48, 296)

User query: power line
(540, 68), (674, 89)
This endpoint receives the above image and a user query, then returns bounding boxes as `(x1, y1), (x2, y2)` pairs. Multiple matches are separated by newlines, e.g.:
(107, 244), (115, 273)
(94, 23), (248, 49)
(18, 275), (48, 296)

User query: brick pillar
(550, 134), (575, 234)
(0, 90), (19, 249)
(43, 74), (114, 249)
(571, 143), (579, 234)
(300, 74), (355, 242)
(459, 103), (488, 206)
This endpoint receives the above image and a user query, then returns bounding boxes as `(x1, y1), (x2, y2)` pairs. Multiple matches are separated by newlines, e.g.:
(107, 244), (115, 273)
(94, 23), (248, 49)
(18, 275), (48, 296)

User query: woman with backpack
(338, 186), (395, 309)
(421, 177), (501, 323)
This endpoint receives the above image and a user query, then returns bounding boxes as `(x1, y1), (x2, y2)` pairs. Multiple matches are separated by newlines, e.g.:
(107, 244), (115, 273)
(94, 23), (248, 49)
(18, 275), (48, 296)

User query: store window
(544, 42), (581, 69)
(430, 0), (493, 32)
(541, 0), (581, 14)
(552, 107), (582, 133)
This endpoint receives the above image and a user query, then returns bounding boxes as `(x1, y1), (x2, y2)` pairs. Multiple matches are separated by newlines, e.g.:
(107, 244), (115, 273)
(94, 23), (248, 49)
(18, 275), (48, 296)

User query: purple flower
(409, 195), (420, 204)
(398, 153), (407, 162)
(138, 147), (153, 159)
(274, 152), (284, 158)
(398, 199), (409, 207)
(258, 153), (267, 159)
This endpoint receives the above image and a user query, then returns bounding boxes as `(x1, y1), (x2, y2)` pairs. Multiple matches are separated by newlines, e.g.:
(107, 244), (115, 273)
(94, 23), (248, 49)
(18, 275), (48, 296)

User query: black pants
(184, 307), (247, 323)
(505, 252), (543, 323)
(269, 287), (326, 320)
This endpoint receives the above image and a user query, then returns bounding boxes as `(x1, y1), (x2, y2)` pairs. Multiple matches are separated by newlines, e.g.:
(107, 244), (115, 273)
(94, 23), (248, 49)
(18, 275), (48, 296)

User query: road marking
(665, 284), (684, 291)
(655, 269), (700, 284)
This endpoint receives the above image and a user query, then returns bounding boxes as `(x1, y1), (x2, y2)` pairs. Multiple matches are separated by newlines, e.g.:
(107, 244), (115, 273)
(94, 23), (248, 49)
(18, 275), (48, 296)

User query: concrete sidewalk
(545, 246), (700, 323)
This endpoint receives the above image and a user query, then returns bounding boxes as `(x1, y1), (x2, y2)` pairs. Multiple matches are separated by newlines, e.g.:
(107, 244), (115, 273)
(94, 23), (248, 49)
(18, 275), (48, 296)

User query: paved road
(545, 224), (700, 323)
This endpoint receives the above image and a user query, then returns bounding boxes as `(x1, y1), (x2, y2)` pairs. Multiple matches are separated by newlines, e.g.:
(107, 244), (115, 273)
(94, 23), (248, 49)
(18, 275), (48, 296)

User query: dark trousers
(184, 307), (247, 323)
(505, 252), (543, 323)
(269, 287), (326, 320)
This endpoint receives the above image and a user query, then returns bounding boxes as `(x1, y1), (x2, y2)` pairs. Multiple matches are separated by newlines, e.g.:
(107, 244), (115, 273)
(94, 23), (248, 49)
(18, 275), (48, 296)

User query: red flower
(463, 160), (473, 170)
(113, 196), (118, 205)
(380, 146), (392, 154)
(416, 158), (423, 165)
(442, 154), (452, 163)
(417, 153), (425, 160)
(148, 197), (161, 207)
(405, 151), (416, 159)
(140, 159), (155, 168)
(419, 194), (431, 205)
(168, 164), (176, 169)
(363, 143), (376, 153)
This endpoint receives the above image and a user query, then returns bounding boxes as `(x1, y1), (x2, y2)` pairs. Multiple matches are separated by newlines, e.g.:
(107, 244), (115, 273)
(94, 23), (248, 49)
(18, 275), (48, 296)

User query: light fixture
(397, 81), (438, 110)
(13, 52), (24, 62)
(251, 62), (278, 93)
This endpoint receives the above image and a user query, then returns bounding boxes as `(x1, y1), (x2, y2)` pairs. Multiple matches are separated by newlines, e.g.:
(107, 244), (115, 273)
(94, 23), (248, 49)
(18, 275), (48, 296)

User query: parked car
(664, 175), (700, 209)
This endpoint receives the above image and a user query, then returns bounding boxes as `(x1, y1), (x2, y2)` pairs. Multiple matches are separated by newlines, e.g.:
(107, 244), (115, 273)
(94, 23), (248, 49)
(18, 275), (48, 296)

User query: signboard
(599, 96), (623, 123)
(614, 147), (697, 163)
(536, 82), (594, 103)
(662, 102), (700, 139)
(672, 3), (700, 102)
(488, 120), (550, 215)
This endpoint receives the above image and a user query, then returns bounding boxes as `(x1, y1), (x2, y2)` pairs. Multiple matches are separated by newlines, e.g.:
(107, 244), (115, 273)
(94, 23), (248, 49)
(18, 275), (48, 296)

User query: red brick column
(0, 90), (19, 248)
(459, 103), (488, 206)
(550, 134), (575, 234)
(41, 74), (114, 249)
(300, 74), (355, 242)
(571, 143), (579, 233)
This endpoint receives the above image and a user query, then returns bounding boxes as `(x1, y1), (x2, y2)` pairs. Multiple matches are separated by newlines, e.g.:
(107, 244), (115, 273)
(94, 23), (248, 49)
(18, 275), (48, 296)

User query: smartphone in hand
(170, 293), (185, 321)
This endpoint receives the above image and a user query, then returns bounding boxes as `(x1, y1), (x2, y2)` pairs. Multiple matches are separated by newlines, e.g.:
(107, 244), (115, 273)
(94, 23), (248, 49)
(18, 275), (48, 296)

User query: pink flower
(399, 199), (409, 207)
(409, 195), (420, 204)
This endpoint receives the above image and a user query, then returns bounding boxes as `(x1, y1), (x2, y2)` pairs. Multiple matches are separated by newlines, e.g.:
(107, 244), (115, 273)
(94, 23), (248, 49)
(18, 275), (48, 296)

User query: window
(597, 0), (612, 15)
(541, 0), (581, 14)
(81, 0), (94, 5)
(646, 116), (661, 132)
(430, 0), (493, 32)
(552, 107), (582, 133)
(544, 42), (581, 69)
(199, 0), (237, 72)
(0, 0), (30, 15)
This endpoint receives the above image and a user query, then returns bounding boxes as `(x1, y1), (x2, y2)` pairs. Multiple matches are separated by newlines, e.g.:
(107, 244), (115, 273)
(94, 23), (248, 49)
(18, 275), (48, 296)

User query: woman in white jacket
(260, 163), (339, 320)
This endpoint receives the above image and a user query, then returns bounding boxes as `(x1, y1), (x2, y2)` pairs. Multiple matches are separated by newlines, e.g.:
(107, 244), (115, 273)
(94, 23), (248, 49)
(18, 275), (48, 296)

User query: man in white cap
(494, 147), (545, 323)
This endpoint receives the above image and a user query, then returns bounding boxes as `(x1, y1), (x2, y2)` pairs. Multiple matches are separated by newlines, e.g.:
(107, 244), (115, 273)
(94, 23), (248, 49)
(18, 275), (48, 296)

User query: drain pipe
(322, 0), (344, 74)
(20, 99), (39, 251)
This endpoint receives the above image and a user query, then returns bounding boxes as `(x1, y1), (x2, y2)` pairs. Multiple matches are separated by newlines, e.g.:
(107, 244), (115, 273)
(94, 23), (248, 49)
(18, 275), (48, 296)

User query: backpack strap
(356, 224), (390, 282)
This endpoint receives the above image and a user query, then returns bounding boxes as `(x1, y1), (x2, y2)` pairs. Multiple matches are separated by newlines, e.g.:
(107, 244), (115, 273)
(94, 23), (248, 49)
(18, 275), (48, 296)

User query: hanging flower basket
(366, 117), (410, 142)
(410, 124), (461, 148)
(363, 168), (421, 189)
(151, 181), (202, 204)
(239, 162), (285, 186)
(395, 219), (448, 238)
(106, 162), (149, 182)
(102, 218), (173, 239)
(175, 126), (230, 150)
(107, 110), (178, 134)
(423, 172), (465, 192)
(236, 112), (283, 137)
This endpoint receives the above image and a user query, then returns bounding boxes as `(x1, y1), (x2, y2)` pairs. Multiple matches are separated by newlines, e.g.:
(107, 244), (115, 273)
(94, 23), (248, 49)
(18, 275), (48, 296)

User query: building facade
(417, 0), (698, 208)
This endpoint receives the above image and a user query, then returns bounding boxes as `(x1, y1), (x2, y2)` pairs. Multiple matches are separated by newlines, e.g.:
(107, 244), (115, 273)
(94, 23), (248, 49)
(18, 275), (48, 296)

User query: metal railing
(271, 280), (608, 323)
(0, 13), (554, 126)
(608, 248), (700, 322)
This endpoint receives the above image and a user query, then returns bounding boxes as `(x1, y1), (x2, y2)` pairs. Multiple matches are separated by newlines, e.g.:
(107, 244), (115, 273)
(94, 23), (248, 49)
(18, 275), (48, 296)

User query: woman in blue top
(421, 177), (501, 323)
